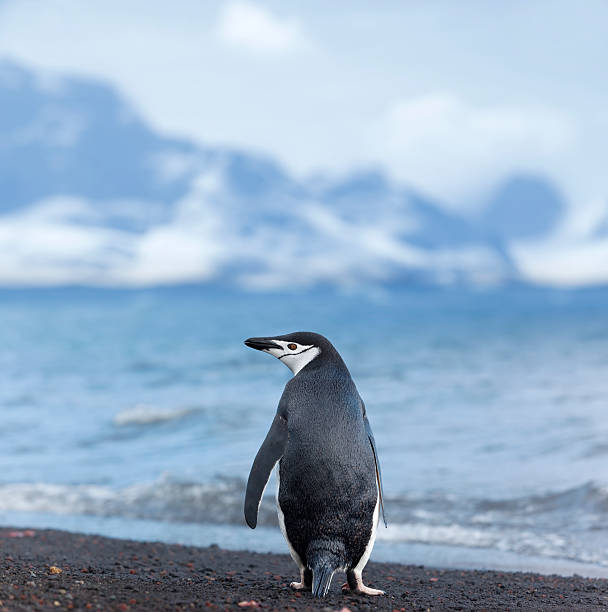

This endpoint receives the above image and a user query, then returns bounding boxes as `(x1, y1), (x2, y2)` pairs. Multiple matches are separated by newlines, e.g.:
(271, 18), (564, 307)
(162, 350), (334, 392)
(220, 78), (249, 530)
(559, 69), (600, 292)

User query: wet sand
(1, 527), (607, 611)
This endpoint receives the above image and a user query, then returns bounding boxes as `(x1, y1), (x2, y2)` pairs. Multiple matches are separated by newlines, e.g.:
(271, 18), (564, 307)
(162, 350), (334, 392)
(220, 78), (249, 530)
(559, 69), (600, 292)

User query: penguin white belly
(276, 465), (305, 571)
(353, 491), (379, 573)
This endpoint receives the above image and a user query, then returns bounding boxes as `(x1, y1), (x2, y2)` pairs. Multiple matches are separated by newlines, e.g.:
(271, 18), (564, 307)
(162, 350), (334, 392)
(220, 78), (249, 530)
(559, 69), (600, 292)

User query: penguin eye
(287, 343), (297, 351)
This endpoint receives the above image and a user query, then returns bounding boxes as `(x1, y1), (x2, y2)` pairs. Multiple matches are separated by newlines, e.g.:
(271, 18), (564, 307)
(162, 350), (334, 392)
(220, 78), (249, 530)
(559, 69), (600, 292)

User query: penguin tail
(307, 540), (345, 598)
(311, 564), (335, 598)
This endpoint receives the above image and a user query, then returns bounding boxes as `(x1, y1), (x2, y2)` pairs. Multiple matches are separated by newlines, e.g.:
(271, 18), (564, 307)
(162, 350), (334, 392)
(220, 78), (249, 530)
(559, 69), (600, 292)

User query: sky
(0, 1), (607, 287)
(0, 1), (606, 206)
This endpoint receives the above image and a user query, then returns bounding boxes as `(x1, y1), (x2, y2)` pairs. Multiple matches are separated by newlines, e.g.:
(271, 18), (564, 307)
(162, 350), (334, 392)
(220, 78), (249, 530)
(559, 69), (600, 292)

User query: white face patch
(263, 340), (321, 375)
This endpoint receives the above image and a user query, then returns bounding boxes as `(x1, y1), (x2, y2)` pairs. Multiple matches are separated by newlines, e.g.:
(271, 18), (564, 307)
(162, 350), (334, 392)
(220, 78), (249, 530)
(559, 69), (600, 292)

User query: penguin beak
(244, 337), (282, 352)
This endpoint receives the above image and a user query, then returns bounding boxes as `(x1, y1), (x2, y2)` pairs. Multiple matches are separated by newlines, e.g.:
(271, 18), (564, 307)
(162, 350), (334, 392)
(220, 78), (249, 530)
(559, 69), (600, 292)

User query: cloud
(217, 2), (305, 53)
(0, 175), (225, 287)
(0, 170), (509, 290)
(369, 94), (576, 207)
(0, 198), (132, 285)
(513, 238), (608, 288)
(510, 195), (608, 287)
(114, 175), (226, 286)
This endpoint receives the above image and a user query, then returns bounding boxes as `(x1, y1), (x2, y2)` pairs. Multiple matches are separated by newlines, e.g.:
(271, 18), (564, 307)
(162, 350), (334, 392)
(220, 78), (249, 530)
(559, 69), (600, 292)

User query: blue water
(1, 287), (607, 576)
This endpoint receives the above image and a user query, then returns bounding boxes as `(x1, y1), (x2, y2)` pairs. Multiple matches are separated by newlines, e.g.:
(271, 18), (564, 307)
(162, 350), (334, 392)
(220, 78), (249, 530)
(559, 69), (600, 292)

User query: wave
(112, 404), (202, 426)
(0, 475), (262, 525)
(377, 482), (608, 567)
(0, 477), (606, 567)
(378, 522), (607, 567)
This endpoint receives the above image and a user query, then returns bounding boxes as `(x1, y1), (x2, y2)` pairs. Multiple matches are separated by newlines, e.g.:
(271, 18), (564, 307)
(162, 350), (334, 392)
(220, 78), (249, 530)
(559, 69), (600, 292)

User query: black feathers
(244, 332), (386, 598)
(244, 412), (288, 529)
(307, 540), (344, 597)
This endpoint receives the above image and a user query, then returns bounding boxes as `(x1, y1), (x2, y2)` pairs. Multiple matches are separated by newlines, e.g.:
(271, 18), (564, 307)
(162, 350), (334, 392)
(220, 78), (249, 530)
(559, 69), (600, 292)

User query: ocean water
(1, 287), (607, 577)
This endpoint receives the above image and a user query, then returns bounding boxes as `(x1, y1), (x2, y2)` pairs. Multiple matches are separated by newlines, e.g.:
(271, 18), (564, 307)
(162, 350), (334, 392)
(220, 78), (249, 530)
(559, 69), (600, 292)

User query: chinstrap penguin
(244, 332), (387, 598)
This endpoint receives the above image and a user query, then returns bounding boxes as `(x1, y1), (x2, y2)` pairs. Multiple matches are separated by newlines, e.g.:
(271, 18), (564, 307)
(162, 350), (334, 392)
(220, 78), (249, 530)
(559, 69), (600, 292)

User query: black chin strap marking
(278, 345), (314, 360)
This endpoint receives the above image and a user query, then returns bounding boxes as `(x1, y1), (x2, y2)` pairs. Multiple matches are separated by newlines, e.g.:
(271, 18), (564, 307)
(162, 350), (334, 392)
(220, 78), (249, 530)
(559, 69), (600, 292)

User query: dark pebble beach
(1, 528), (607, 611)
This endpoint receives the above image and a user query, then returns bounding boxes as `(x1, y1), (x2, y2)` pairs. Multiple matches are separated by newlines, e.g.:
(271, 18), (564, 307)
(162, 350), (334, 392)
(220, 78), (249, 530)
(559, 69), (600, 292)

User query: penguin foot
(342, 570), (385, 596)
(341, 582), (385, 596)
(290, 581), (311, 591)
(290, 568), (312, 591)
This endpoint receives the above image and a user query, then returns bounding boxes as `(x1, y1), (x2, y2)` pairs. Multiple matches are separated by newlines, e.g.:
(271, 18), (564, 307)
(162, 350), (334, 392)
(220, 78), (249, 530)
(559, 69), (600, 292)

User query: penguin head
(244, 331), (327, 375)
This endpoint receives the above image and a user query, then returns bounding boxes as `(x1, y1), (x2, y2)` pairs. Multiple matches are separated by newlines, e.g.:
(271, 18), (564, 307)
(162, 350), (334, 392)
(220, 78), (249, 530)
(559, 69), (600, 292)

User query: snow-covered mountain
(0, 60), (569, 289)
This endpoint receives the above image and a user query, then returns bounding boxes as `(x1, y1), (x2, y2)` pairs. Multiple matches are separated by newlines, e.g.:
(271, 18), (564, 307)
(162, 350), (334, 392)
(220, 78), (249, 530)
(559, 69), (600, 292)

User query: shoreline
(3, 511), (606, 580)
(1, 527), (608, 610)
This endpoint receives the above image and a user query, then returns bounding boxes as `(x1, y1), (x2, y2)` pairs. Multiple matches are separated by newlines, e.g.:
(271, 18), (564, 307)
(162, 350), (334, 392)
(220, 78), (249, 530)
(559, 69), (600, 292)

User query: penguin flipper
(363, 412), (387, 528)
(244, 412), (288, 529)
